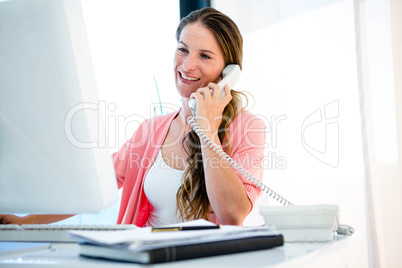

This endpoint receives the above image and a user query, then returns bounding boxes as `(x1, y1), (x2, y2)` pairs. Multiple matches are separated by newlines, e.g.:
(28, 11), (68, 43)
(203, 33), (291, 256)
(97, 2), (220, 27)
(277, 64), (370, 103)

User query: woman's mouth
(179, 71), (200, 82)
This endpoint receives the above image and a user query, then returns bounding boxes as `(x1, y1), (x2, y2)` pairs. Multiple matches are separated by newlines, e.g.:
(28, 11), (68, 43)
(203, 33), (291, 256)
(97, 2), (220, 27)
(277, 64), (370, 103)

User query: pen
(151, 225), (221, 232)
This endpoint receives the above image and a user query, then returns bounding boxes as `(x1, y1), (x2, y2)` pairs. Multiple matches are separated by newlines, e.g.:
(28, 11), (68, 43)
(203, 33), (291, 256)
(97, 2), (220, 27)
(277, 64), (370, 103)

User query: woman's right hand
(0, 214), (24, 225)
(0, 214), (75, 225)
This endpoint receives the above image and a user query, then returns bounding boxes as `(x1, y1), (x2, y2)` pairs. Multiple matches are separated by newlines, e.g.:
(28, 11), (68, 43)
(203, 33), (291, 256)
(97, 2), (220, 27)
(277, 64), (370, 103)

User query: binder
(79, 234), (284, 264)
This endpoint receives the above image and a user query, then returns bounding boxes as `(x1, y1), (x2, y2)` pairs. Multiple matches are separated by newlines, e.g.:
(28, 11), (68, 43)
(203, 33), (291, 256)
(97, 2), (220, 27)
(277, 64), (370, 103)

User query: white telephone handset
(188, 64), (241, 115)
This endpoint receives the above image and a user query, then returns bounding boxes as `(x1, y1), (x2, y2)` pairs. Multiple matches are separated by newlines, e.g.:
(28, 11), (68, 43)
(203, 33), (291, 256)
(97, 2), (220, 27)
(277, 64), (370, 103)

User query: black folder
(79, 234), (284, 264)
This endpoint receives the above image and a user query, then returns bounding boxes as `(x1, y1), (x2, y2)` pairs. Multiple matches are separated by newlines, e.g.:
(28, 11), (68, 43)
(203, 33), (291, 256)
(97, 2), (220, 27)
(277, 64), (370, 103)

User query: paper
(69, 220), (278, 249)
(155, 219), (216, 227)
(69, 219), (213, 245)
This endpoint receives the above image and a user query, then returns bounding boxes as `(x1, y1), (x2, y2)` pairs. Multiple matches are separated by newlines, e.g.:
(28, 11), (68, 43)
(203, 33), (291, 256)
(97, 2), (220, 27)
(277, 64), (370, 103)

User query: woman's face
(174, 23), (225, 99)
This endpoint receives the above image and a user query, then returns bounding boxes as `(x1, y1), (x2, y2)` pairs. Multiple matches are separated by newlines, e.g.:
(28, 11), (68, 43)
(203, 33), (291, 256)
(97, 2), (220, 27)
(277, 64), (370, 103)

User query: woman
(0, 7), (265, 226)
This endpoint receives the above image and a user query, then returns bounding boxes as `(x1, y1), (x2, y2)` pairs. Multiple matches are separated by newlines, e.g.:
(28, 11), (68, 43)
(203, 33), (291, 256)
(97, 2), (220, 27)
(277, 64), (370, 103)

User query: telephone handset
(186, 65), (354, 240)
(188, 64), (241, 115)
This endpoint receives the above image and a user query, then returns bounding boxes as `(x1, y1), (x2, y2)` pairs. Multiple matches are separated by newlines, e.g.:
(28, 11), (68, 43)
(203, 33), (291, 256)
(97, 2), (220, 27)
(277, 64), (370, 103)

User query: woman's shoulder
(231, 109), (266, 129)
(132, 111), (179, 138)
(140, 111), (179, 127)
(228, 109), (267, 155)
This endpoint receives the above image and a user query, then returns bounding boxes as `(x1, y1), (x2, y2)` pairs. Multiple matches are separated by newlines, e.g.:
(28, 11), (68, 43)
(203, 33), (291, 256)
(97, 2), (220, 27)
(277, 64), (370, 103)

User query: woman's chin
(176, 87), (195, 99)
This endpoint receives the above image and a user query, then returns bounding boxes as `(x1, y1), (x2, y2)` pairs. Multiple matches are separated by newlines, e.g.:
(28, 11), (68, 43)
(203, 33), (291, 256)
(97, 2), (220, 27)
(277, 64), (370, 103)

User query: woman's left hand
(189, 82), (232, 136)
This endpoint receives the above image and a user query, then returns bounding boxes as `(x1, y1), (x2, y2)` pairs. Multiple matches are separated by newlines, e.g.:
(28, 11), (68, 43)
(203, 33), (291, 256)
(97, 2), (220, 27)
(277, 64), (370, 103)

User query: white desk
(0, 234), (362, 268)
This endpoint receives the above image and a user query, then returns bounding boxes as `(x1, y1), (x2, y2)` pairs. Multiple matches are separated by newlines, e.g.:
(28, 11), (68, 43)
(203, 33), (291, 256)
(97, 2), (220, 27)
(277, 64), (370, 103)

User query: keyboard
(0, 224), (137, 243)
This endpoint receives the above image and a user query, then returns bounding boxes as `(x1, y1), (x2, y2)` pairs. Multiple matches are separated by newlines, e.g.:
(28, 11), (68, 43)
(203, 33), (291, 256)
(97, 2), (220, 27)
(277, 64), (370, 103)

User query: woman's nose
(182, 55), (197, 72)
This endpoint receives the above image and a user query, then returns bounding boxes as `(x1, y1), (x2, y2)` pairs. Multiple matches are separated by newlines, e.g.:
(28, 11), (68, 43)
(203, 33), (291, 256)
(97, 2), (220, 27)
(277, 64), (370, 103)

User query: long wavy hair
(176, 7), (247, 221)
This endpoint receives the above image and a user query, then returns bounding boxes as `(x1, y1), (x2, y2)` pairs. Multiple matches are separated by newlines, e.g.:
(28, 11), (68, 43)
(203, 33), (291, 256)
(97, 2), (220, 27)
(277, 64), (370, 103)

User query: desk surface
(0, 235), (361, 268)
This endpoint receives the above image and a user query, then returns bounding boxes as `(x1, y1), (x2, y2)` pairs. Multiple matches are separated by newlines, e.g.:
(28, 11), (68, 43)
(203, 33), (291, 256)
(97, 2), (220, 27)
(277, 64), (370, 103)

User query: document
(70, 220), (284, 264)
(69, 220), (278, 251)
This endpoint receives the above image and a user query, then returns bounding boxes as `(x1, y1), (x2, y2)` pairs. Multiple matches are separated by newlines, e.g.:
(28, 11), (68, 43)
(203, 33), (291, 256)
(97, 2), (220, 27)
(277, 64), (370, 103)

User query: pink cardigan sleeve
(228, 110), (266, 207)
(112, 118), (158, 226)
(112, 119), (150, 189)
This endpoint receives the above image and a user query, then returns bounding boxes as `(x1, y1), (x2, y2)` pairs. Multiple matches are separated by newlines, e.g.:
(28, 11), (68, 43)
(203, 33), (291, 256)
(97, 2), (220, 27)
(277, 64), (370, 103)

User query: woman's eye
(178, 47), (187, 53)
(201, 54), (211, 59)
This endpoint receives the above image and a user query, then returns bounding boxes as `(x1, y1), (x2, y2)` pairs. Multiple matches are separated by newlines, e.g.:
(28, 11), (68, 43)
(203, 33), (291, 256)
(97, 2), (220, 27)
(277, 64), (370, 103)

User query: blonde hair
(176, 7), (247, 221)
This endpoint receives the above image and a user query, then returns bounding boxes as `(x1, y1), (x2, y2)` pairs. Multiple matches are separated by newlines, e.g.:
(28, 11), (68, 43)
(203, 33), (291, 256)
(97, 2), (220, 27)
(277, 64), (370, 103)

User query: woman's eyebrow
(179, 41), (188, 47)
(200, 49), (216, 55)
(179, 41), (217, 55)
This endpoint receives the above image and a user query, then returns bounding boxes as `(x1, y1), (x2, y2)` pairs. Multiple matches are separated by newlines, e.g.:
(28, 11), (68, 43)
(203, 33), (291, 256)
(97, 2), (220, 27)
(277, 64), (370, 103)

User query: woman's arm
(191, 84), (265, 225)
(201, 136), (253, 225)
(0, 214), (75, 225)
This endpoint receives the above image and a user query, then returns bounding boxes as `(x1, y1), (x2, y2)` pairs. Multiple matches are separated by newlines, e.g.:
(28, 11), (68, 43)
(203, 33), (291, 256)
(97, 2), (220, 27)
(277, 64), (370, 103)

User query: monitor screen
(0, 0), (118, 214)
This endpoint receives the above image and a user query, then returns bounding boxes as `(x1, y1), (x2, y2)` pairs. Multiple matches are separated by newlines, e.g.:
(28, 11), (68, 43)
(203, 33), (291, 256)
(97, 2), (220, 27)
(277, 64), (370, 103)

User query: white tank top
(144, 149), (186, 227)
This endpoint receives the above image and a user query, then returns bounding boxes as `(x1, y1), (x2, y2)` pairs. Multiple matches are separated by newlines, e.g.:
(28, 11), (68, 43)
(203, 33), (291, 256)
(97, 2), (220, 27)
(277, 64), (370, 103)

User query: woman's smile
(178, 71), (201, 83)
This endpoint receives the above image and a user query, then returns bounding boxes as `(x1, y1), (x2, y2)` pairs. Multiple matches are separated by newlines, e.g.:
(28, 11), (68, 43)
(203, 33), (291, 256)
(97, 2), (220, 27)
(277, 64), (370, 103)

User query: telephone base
(274, 228), (334, 242)
(260, 204), (340, 242)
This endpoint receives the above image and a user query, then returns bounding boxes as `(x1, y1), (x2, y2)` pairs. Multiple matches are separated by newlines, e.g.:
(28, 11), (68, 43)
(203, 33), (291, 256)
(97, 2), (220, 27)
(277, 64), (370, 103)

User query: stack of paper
(69, 220), (284, 264)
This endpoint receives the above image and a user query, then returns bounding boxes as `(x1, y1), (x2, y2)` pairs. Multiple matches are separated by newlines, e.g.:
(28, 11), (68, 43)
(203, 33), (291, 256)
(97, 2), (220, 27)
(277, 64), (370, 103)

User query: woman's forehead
(179, 23), (221, 53)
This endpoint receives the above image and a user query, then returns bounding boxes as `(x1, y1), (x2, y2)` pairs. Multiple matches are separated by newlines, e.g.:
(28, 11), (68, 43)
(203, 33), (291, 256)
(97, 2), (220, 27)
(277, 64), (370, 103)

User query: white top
(144, 150), (185, 227)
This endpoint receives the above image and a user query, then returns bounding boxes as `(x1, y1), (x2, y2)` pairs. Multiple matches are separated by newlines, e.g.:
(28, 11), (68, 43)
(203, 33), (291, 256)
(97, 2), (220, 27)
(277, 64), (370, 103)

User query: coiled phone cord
(187, 115), (294, 206)
(188, 115), (357, 236)
(188, 113), (357, 236)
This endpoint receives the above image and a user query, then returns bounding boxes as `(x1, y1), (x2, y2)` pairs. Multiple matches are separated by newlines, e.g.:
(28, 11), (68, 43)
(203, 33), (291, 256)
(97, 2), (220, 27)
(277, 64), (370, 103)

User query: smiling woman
(169, 8), (254, 225)
(112, 7), (266, 227)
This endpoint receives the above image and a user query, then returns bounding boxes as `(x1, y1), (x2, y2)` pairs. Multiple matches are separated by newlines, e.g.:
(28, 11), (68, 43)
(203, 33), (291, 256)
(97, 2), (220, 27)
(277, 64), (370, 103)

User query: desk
(0, 234), (362, 268)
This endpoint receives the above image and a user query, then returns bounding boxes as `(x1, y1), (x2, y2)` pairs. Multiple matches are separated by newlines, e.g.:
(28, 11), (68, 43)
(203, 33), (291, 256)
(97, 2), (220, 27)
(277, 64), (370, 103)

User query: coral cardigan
(113, 109), (266, 227)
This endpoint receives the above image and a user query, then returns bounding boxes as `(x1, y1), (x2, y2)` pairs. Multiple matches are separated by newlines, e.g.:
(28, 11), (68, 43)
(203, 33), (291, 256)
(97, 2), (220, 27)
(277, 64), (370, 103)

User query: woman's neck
(175, 105), (192, 133)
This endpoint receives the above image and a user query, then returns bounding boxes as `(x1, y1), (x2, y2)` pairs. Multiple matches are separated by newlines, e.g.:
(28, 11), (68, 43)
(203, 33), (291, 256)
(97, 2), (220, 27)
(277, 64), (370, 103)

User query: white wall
(59, 0), (180, 224)
(356, 0), (402, 266)
(81, 0), (181, 153)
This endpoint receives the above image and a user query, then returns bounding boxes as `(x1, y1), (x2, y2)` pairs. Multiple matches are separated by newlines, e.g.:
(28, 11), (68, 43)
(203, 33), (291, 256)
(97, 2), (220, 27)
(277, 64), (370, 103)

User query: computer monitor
(0, 0), (118, 214)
